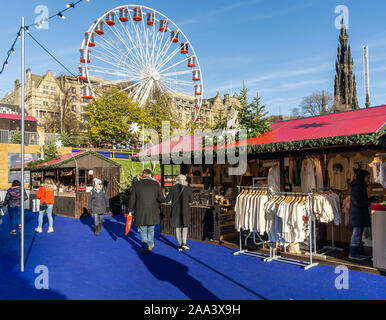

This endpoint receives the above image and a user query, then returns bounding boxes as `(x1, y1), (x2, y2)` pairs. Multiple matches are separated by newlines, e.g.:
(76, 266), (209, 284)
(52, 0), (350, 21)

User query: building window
(72, 96), (76, 102)
(43, 90), (49, 94)
(43, 101), (49, 106)
(43, 85), (48, 89)
(72, 105), (76, 111)
(71, 88), (76, 94)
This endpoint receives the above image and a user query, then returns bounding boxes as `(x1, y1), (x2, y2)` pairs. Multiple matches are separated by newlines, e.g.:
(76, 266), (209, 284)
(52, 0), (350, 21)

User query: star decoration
(129, 122), (140, 135)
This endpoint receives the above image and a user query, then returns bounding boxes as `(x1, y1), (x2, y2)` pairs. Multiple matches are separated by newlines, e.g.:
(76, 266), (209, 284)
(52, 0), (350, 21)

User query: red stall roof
(138, 106), (386, 157)
(215, 105), (386, 150)
(0, 113), (37, 122)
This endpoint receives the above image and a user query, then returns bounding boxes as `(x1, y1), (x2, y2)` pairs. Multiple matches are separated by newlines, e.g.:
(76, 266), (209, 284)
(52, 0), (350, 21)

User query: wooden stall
(15, 150), (121, 218)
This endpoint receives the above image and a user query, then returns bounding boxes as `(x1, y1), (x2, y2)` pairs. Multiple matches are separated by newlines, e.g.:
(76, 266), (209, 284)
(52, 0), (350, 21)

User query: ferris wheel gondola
(79, 5), (204, 120)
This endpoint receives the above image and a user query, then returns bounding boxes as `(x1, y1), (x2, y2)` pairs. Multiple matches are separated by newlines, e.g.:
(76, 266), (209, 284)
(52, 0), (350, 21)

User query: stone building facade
(1, 68), (239, 130)
(0, 68), (89, 126)
(170, 91), (240, 128)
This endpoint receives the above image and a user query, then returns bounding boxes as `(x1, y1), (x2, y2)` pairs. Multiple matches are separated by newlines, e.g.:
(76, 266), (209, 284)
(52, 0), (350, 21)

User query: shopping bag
(0, 205), (7, 216)
(124, 213), (133, 236)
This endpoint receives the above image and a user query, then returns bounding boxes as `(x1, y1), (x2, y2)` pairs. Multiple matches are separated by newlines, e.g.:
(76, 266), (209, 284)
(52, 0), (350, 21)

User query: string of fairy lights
(0, 0), (91, 75)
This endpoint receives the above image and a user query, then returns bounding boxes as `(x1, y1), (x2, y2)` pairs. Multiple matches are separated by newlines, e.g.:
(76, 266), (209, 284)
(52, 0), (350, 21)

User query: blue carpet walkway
(0, 211), (385, 300)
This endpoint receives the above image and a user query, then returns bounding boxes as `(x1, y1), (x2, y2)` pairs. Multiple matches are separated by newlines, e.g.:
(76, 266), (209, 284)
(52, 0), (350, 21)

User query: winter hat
(175, 175), (187, 186)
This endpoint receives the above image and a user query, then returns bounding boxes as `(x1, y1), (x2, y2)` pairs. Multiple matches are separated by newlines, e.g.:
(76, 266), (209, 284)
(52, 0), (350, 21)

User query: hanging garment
(348, 155), (373, 183)
(268, 165), (280, 192)
(301, 157), (323, 192)
(327, 156), (349, 190)
(369, 156), (386, 188)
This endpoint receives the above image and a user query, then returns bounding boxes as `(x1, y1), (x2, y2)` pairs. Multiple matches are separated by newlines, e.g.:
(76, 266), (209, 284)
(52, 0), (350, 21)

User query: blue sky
(1, 0), (386, 115)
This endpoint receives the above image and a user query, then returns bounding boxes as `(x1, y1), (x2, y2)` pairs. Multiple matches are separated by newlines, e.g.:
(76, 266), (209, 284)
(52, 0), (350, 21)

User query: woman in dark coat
(349, 169), (377, 260)
(164, 175), (193, 252)
(88, 178), (109, 236)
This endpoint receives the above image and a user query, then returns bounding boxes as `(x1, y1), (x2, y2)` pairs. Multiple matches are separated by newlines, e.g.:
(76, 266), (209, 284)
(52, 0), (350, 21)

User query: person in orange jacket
(35, 178), (57, 233)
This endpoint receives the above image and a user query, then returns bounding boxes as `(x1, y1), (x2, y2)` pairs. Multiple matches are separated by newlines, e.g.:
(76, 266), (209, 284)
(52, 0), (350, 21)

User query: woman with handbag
(164, 175), (193, 252)
(3, 180), (28, 235)
(35, 178), (57, 233)
(88, 178), (109, 236)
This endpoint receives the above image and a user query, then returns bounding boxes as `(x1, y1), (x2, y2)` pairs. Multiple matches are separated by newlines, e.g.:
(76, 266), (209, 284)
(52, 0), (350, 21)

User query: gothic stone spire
(332, 18), (359, 112)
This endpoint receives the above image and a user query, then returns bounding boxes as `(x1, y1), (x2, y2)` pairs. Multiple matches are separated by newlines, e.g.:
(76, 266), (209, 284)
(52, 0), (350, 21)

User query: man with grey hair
(129, 169), (164, 254)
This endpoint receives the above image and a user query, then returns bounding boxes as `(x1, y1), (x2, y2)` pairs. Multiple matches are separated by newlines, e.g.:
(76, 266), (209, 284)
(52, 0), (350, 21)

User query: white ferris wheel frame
(80, 4), (204, 120)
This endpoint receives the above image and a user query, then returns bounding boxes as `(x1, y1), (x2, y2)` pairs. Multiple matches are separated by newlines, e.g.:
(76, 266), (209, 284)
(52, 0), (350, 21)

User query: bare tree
(299, 91), (333, 116)
(45, 85), (85, 136)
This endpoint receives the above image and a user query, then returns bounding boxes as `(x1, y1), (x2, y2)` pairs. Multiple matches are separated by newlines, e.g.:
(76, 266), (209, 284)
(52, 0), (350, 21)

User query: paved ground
(0, 211), (385, 300)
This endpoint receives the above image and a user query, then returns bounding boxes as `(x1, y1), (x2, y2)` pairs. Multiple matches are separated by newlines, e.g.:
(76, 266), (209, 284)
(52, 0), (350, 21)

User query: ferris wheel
(79, 5), (204, 121)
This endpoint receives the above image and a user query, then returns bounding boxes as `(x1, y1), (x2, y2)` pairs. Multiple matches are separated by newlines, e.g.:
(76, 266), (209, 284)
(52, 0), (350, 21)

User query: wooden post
(160, 163), (165, 188)
(279, 156), (285, 191)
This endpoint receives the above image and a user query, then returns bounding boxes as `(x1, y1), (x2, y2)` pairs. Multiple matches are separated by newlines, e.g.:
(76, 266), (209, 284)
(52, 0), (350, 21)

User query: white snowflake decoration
(129, 122), (140, 135)
(55, 139), (63, 149)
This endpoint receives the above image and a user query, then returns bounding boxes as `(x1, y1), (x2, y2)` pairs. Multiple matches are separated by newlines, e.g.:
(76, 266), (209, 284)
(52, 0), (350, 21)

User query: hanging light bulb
(5, 61), (8, 67)
(25, 27), (29, 33)
(58, 12), (66, 19)
(17, 33), (21, 38)
(11, 48), (15, 54)
(66, 3), (75, 8)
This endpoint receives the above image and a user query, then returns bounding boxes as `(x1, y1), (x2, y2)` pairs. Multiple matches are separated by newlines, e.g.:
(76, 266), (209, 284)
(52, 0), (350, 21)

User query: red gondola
(147, 12), (155, 26)
(78, 66), (88, 82)
(80, 49), (90, 64)
(133, 7), (142, 22)
(94, 20), (104, 35)
(192, 70), (200, 81)
(119, 8), (129, 22)
(159, 19), (168, 32)
(194, 84), (202, 96)
(170, 30), (179, 43)
(105, 11), (115, 26)
(84, 32), (95, 47)
(82, 86), (93, 99)
(187, 56), (196, 68)
(180, 42), (189, 54)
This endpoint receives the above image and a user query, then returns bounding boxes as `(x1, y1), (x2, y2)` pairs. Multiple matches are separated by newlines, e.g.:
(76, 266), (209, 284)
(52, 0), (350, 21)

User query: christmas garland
(18, 150), (122, 171)
(135, 131), (385, 162)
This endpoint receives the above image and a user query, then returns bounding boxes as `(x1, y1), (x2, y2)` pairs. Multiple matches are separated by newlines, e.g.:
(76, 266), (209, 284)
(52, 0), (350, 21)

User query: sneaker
(177, 246), (183, 252)
(47, 227), (54, 233)
(182, 243), (190, 251)
(148, 244), (155, 251)
(35, 227), (43, 233)
(349, 246), (365, 261)
(10, 230), (16, 235)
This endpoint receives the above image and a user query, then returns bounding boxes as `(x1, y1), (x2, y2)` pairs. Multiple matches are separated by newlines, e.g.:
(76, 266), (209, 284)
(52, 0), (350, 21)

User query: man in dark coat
(349, 169), (378, 260)
(164, 175), (193, 252)
(129, 169), (164, 254)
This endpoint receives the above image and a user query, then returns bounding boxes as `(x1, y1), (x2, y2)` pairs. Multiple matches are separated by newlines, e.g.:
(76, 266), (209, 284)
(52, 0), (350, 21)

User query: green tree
(143, 91), (179, 137)
(87, 89), (146, 147)
(236, 82), (271, 137)
(40, 143), (59, 161)
(211, 106), (229, 130)
(59, 131), (74, 147)
(11, 128), (21, 144)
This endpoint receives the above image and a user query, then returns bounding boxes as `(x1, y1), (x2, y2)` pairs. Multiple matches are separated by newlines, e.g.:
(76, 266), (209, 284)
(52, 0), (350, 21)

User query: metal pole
(20, 17), (25, 273)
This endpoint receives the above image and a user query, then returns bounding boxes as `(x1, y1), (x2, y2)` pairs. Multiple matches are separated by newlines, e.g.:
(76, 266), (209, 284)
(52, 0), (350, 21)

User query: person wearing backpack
(35, 178), (57, 233)
(88, 178), (109, 236)
(164, 175), (194, 252)
(3, 180), (28, 235)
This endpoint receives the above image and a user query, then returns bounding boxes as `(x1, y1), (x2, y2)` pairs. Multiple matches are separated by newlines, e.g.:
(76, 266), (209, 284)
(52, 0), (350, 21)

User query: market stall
(139, 106), (386, 269)
(13, 150), (121, 218)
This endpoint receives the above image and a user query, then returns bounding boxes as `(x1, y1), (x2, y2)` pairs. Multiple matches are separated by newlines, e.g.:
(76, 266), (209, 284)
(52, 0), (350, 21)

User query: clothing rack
(310, 188), (344, 257)
(263, 191), (319, 270)
(233, 185), (272, 260)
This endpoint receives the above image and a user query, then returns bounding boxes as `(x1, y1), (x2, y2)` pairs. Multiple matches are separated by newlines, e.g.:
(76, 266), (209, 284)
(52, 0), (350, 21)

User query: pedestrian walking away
(129, 169), (164, 254)
(3, 180), (28, 235)
(164, 174), (194, 252)
(88, 178), (109, 236)
(35, 178), (57, 234)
